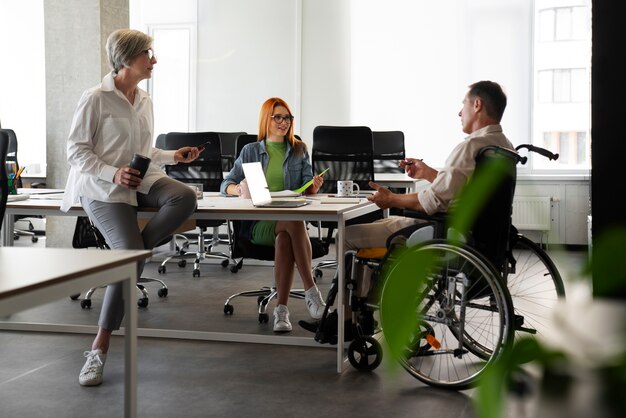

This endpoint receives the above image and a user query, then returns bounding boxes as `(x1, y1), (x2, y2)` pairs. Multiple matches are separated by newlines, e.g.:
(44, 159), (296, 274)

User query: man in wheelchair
(300, 80), (515, 344)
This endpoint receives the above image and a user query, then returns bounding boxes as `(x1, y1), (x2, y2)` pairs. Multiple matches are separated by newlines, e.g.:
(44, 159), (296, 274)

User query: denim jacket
(220, 139), (313, 195)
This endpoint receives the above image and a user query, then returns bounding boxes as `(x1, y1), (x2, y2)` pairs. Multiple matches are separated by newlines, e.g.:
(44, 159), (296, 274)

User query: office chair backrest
(0, 128), (21, 188)
(0, 130), (10, 222)
(215, 132), (247, 172)
(312, 125), (374, 193)
(372, 130), (405, 173)
(450, 146), (519, 271)
(234, 134), (258, 159)
(163, 131), (224, 192)
(155, 133), (167, 149)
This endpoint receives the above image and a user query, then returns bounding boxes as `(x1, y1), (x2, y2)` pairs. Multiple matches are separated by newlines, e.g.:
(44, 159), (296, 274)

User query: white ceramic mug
(336, 180), (360, 197)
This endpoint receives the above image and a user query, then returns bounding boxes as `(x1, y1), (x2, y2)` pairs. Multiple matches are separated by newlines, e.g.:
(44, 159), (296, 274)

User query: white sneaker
(305, 286), (326, 320)
(79, 349), (106, 386)
(273, 304), (292, 332)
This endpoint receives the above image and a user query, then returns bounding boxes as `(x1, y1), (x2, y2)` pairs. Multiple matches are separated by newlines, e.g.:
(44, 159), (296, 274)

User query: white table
(374, 172), (428, 193)
(1, 190), (380, 373)
(0, 247), (151, 418)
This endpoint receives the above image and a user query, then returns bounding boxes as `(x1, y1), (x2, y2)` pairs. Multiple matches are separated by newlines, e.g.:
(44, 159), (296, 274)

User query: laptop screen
(242, 161), (308, 208)
(242, 162), (272, 205)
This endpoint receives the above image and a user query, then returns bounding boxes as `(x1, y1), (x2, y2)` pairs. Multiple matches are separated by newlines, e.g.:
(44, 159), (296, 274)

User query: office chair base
(73, 277), (168, 309)
(223, 286), (306, 324)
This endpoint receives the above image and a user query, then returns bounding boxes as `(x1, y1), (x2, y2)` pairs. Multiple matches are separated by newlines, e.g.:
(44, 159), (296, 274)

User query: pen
(13, 166), (25, 187)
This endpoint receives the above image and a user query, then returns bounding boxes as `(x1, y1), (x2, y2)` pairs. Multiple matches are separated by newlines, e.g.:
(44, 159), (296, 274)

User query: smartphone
(183, 139), (213, 158)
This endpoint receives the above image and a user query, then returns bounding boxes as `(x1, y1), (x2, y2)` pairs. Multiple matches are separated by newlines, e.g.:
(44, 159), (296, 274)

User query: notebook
(242, 162), (308, 208)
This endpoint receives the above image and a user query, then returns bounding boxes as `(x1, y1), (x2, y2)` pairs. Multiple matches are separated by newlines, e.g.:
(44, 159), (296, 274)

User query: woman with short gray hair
(61, 28), (203, 387)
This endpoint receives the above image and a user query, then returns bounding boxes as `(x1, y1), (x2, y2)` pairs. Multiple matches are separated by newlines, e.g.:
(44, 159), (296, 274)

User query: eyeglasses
(271, 114), (294, 125)
(142, 49), (156, 60)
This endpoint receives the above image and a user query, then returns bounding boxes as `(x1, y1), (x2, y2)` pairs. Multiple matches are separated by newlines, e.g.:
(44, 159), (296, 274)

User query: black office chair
(372, 130), (406, 215)
(161, 131), (236, 277)
(70, 216), (169, 309)
(372, 130), (405, 174)
(215, 131), (247, 172)
(0, 128), (41, 243)
(0, 131), (9, 223)
(310, 125), (382, 277)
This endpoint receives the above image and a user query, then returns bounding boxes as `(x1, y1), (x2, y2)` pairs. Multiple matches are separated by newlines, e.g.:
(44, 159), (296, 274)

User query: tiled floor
(1, 236), (590, 418)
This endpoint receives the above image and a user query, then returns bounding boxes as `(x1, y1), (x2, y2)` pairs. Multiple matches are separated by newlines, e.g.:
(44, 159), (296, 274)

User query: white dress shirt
(61, 72), (177, 212)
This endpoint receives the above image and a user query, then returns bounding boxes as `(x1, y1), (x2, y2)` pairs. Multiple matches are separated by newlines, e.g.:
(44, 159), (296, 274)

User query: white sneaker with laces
(79, 349), (106, 386)
(305, 286), (326, 319)
(273, 304), (292, 332)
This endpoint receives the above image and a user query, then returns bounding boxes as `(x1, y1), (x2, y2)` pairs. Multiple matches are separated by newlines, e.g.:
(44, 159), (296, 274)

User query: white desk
(374, 172), (428, 193)
(0, 247), (151, 418)
(1, 191), (380, 373)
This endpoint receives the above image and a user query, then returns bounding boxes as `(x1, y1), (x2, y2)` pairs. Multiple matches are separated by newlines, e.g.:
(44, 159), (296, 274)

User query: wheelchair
(310, 144), (565, 390)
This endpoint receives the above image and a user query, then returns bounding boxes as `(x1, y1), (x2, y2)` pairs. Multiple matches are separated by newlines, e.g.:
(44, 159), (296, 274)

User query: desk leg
(1, 214), (15, 246)
(336, 217), (346, 373)
(123, 266), (138, 418)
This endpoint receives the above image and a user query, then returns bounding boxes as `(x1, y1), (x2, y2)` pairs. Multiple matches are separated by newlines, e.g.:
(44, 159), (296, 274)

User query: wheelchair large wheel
(507, 234), (565, 340)
(380, 241), (514, 390)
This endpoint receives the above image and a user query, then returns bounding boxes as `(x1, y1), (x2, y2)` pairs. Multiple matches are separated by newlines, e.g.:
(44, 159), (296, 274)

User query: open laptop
(242, 162), (308, 208)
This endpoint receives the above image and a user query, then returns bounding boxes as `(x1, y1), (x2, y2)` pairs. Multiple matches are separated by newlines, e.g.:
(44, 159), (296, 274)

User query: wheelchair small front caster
(348, 336), (383, 371)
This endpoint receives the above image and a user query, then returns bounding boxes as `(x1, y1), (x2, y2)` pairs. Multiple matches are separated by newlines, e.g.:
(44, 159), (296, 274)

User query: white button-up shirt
(61, 71), (176, 212)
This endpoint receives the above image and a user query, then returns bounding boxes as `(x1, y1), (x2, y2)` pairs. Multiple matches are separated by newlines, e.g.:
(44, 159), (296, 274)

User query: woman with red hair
(221, 97), (326, 332)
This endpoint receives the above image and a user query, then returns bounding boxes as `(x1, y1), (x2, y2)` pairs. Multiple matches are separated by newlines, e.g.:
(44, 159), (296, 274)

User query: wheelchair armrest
(402, 210), (447, 239)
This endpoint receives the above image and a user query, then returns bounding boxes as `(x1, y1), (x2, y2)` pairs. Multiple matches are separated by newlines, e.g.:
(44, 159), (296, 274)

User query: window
(145, 25), (196, 138)
(539, 5), (588, 41)
(0, 0), (46, 176)
(537, 68), (587, 103)
(533, 0), (591, 172)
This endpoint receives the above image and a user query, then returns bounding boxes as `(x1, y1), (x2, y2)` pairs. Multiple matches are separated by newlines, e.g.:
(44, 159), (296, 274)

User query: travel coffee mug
(130, 153), (151, 179)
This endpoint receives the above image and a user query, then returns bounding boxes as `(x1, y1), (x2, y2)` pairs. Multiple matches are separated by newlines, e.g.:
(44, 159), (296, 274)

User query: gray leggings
(81, 177), (197, 331)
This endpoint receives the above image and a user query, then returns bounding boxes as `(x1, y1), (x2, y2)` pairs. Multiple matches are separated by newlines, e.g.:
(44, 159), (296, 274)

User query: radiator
(512, 196), (552, 231)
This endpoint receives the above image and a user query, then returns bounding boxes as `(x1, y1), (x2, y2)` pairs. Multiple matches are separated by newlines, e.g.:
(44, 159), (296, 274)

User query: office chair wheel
(221, 259), (229, 267)
(230, 265), (239, 273)
(178, 259), (187, 268)
(13, 235), (19, 240)
(193, 268), (200, 277)
(31, 236), (39, 243)
(257, 295), (266, 305)
(158, 288), (168, 298)
(259, 313), (269, 323)
(69, 293), (80, 300)
(137, 297), (149, 308)
(158, 265), (166, 274)
(80, 299), (92, 309)
(314, 268), (323, 280)
(348, 336), (383, 371)
(224, 304), (234, 315)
